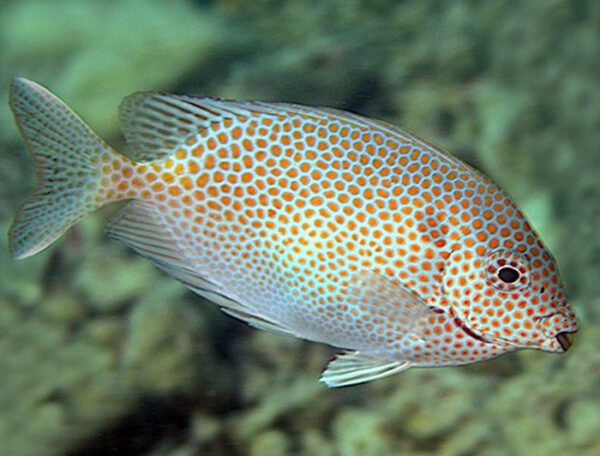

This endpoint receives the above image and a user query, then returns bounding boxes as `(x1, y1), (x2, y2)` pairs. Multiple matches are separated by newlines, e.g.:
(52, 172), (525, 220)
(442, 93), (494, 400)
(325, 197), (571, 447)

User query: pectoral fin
(320, 351), (411, 387)
(348, 271), (435, 342)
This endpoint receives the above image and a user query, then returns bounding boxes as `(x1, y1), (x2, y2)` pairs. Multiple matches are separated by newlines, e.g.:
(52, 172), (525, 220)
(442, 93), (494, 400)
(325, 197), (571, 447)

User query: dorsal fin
(117, 91), (410, 162)
(119, 90), (466, 172)
(119, 92), (215, 161)
(118, 93), (279, 161)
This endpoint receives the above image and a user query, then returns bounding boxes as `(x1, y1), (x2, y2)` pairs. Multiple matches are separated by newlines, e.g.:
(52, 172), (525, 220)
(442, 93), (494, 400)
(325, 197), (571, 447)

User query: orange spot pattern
(100, 109), (578, 366)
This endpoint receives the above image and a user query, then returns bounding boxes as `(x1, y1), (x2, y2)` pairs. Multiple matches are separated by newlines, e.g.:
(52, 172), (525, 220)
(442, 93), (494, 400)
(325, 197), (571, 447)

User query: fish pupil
(498, 266), (520, 284)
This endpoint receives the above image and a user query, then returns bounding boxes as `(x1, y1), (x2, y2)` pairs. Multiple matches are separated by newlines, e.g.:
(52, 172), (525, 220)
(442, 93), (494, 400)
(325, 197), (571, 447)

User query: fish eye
(485, 249), (530, 292)
(497, 266), (520, 284)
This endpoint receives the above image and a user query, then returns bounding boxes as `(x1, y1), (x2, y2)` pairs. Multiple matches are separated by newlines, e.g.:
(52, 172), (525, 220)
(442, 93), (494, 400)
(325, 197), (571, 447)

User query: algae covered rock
(0, 241), (219, 456)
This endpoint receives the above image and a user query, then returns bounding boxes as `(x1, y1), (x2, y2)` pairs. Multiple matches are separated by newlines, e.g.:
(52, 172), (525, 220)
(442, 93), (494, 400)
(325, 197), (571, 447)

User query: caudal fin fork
(8, 78), (114, 259)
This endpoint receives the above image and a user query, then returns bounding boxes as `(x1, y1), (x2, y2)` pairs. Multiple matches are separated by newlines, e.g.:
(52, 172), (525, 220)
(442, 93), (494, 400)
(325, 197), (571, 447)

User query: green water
(0, 0), (598, 455)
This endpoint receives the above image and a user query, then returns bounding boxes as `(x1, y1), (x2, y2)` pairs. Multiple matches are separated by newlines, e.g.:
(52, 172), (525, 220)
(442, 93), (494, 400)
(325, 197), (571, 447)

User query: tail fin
(9, 78), (116, 259)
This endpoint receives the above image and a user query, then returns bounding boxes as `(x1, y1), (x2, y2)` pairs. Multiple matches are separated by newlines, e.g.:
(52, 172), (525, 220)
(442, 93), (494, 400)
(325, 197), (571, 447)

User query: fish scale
(8, 78), (578, 387)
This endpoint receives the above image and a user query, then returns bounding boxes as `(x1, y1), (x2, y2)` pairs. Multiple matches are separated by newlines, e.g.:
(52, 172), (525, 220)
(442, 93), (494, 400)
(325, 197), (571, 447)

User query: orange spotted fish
(9, 78), (578, 386)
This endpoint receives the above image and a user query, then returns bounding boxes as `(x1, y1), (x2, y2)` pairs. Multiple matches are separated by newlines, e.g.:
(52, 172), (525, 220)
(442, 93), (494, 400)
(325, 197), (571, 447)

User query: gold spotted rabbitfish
(9, 78), (578, 387)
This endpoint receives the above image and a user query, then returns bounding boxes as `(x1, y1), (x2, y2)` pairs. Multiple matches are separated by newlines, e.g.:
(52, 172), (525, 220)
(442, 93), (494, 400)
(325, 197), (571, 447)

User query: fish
(8, 78), (578, 387)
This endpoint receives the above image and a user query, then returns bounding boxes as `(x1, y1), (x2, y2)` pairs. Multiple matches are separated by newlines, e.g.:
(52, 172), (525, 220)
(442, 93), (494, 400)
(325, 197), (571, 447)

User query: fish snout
(538, 309), (578, 352)
(538, 330), (576, 352)
(556, 332), (574, 352)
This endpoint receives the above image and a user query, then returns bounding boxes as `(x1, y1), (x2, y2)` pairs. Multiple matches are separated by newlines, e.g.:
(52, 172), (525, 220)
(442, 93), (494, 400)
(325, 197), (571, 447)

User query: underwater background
(0, 0), (598, 455)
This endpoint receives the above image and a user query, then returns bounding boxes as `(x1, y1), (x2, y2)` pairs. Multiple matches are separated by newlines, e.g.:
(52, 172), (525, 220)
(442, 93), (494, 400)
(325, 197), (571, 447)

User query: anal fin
(222, 309), (296, 337)
(105, 201), (297, 337)
(320, 351), (411, 387)
(105, 201), (240, 308)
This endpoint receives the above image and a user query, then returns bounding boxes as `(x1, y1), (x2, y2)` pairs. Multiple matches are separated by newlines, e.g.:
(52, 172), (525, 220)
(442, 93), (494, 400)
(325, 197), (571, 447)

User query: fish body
(9, 79), (578, 386)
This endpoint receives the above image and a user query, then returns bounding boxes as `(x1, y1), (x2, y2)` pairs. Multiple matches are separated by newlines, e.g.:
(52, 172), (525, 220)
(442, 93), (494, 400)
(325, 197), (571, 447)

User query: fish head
(442, 236), (578, 353)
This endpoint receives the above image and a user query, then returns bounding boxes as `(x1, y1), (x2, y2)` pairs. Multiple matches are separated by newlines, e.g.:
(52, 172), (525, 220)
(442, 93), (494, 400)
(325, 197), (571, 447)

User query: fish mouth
(556, 332), (574, 352)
